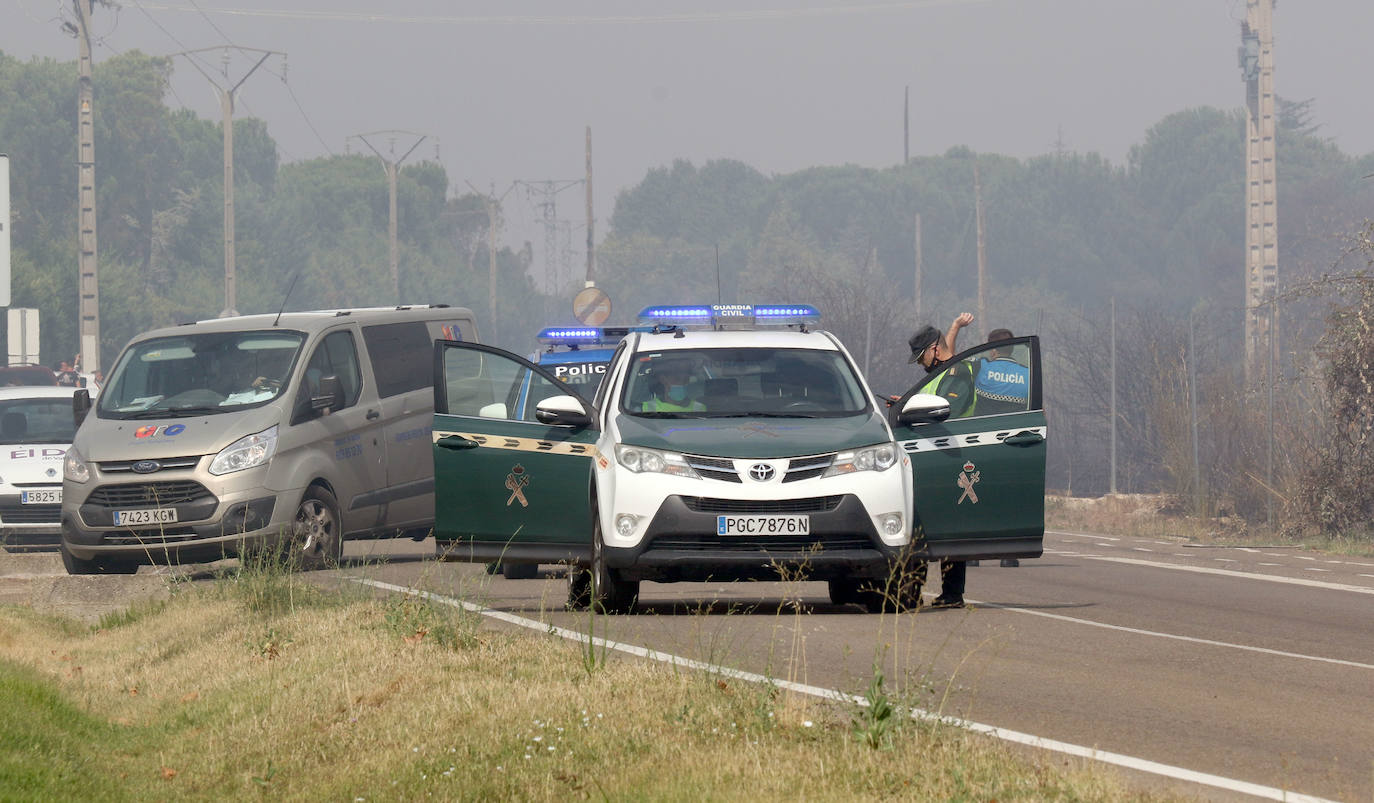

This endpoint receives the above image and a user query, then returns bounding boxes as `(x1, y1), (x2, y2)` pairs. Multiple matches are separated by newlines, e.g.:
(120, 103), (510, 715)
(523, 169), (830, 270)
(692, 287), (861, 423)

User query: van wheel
(568, 511), (637, 613)
(293, 486), (342, 571)
(60, 542), (137, 575)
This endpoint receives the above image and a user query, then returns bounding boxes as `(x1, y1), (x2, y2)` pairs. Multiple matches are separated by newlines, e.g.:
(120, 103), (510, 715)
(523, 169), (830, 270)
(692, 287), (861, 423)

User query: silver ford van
(59, 305), (477, 574)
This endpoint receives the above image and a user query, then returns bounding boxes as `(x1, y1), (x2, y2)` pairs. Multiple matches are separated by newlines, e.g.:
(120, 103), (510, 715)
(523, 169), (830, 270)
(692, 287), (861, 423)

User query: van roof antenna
(273, 272), (302, 327)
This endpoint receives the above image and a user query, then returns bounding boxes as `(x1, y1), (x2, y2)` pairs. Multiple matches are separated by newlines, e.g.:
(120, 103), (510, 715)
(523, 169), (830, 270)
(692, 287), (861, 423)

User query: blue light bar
(538, 326), (648, 348)
(637, 304), (820, 328)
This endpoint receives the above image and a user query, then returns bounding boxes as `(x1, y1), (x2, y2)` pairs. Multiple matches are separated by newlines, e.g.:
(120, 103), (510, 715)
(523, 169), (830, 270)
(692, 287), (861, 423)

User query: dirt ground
(0, 550), (178, 625)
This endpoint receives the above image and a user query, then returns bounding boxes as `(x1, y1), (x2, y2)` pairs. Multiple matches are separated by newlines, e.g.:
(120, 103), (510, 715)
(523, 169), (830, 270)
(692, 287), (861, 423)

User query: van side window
(295, 331), (362, 423)
(363, 322), (432, 398)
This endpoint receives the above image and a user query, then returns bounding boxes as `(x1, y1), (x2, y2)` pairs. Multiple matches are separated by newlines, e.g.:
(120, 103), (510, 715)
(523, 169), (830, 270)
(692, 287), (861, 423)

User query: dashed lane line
(1076, 555), (1374, 596)
(349, 576), (1336, 803)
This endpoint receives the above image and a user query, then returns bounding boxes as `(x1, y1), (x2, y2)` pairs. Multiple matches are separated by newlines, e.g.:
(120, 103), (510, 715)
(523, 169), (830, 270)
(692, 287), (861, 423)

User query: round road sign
(573, 287), (612, 325)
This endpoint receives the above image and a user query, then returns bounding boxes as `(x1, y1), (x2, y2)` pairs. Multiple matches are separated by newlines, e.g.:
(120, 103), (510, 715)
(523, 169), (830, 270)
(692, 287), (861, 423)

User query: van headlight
(614, 444), (700, 479)
(209, 425), (279, 476)
(64, 447), (91, 484)
(822, 443), (897, 477)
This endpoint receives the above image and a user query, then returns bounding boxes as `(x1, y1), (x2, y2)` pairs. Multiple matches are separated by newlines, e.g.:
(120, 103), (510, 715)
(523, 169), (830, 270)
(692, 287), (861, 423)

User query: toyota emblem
(748, 463), (775, 482)
(131, 460), (162, 474)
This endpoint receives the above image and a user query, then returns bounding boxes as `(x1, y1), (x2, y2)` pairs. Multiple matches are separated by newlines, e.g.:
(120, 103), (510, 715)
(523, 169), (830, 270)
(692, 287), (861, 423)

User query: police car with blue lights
(431, 304), (1045, 612)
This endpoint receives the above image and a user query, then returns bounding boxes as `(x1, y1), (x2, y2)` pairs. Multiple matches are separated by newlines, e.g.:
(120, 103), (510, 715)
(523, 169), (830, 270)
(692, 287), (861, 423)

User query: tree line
(4, 49), (1372, 533)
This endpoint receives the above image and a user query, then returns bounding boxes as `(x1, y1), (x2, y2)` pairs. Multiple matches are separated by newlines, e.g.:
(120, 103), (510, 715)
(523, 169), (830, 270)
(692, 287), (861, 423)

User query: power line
(133, 0), (995, 26)
(264, 62), (335, 156)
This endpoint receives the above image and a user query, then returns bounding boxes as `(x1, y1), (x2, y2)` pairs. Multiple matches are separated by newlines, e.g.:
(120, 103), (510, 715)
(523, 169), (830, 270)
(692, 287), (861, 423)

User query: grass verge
(0, 580), (1168, 801)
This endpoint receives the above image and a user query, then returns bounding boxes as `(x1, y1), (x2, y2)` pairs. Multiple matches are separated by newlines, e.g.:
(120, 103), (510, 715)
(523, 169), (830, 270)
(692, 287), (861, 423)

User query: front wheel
(60, 541), (137, 575)
(293, 486), (342, 571)
(568, 511), (638, 613)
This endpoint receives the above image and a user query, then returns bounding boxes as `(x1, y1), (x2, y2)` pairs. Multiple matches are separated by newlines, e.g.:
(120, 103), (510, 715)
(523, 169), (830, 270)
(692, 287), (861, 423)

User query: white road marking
(1132, 547), (1153, 552)
(1259, 563), (1282, 566)
(1305, 568), (1330, 573)
(1361, 574), (1374, 580)
(1213, 558), (1237, 563)
(350, 576), (1337, 803)
(1077, 555), (1374, 596)
(1048, 530), (1118, 541)
(1325, 560), (1342, 564)
(1173, 554), (1191, 557)
(1295, 556), (1317, 561)
(972, 599), (1374, 672)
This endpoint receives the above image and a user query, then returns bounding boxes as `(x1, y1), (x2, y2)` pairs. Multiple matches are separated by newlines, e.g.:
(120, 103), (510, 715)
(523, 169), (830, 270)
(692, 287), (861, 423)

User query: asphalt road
(340, 530), (1374, 802)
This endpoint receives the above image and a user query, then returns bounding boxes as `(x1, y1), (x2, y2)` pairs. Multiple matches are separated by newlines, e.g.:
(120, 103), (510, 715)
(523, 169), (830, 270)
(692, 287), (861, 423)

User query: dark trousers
(939, 559), (966, 598)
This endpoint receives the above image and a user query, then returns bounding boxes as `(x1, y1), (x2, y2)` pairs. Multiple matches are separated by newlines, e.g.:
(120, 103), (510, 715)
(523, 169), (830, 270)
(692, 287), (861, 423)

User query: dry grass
(1046, 494), (1374, 556)
(0, 575), (1174, 801)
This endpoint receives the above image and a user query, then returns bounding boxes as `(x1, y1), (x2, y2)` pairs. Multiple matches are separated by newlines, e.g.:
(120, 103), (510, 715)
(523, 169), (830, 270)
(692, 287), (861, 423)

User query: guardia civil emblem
(505, 464), (530, 507)
(956, 461), (980, 505)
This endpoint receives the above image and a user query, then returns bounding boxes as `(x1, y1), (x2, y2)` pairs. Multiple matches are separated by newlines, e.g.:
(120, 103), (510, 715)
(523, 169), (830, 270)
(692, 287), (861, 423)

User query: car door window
(911, 338), (1036, 420)
(363, 322), (432, 398)
(439, 344), (592, 423)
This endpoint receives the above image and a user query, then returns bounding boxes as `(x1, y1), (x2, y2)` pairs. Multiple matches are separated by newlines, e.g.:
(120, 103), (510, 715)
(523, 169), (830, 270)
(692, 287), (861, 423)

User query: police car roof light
(637, 303), (820, 328)
(538, 325), (650, 348)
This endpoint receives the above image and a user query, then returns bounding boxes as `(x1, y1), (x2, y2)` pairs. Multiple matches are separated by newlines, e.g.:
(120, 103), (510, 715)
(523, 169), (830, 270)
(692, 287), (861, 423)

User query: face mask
(667, 384), (687, 402)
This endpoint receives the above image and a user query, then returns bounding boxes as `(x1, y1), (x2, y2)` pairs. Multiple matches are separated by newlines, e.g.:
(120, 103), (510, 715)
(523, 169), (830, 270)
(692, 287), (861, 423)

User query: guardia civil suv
(431, 304), (1045, 612)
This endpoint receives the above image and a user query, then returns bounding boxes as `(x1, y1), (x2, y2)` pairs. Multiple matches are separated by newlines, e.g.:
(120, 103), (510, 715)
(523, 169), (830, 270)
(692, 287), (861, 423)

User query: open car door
(431, 341), (598, 565)
(890, 335), (1046, 560)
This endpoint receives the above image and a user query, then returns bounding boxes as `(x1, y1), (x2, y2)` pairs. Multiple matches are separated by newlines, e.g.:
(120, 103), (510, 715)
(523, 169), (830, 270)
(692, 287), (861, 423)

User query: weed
(380, 593), (479, 651)
(852, 659), (897, 750)
(95, 597), (168, 631)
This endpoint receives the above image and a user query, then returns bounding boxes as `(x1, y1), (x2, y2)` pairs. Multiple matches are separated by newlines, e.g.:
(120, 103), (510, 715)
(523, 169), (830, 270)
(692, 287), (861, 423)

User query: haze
(5, 0), (1373, 250)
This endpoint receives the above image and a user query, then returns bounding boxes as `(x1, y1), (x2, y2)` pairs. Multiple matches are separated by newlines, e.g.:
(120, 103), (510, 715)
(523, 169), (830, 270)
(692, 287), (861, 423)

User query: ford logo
(131, 460), (162, 474)
(748, 463), (775, 482)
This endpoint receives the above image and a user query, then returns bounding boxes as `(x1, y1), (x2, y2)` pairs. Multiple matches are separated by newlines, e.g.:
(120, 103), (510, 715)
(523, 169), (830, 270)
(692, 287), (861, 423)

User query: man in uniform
(906, 312), (975, 608)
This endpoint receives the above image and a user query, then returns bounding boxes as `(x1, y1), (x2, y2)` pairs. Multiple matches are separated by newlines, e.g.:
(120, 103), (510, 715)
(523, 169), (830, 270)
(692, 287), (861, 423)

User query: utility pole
(172, 47), (282, 317)
(974, 161), (987, 340)
(903, 86), (910, 165)
(350, 130), (429, 303)
(517, 179), (582, 293)
(1240, 0), (1278, 384)
(913, 212), (923, 322)
(585, 126), (596, 287)
(466, 181), (516, 336)
(73, 0), (101, 371)
(1109, 296), (1117, 495)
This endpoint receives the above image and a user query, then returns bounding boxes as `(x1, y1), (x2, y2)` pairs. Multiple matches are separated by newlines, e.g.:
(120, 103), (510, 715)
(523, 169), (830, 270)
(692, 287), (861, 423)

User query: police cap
(907, 325), (941, 364)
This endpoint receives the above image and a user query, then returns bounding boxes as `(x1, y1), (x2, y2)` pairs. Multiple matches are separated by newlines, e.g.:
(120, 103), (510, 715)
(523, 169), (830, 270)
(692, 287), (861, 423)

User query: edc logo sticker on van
(135, 424), (186, 439)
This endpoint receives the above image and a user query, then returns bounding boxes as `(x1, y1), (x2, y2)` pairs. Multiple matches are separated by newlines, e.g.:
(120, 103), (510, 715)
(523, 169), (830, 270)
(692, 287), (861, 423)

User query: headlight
(209, 425), (279, 476)
(614, 444), (700, 479)
(64, 447), (91, 484)
(822, 443), (897, 477)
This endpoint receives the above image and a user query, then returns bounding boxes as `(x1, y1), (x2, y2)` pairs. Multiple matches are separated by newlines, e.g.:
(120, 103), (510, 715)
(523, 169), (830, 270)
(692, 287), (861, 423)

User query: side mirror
(897, 392), (950, 425)
(73, 388), (92, 428)
(311, 375), (344, 413)
(534, 395), (591, 427)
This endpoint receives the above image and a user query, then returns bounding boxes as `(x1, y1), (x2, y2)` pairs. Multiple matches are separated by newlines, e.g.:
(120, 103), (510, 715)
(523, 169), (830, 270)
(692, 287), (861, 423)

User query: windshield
(97, 330), (305, 418)
(620, 347), (870, 418)
(0, 397), (76, 443)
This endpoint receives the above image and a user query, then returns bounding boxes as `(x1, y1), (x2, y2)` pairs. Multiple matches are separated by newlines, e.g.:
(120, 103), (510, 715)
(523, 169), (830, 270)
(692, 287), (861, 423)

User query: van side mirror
(311, 375), (344, 413)
(73, 388), (92, 428)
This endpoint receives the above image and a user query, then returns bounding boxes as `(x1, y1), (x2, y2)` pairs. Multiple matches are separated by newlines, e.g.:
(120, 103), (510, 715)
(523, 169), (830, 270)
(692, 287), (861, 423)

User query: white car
(431, 304), (1046, 612)
(0, 386), (79, 551)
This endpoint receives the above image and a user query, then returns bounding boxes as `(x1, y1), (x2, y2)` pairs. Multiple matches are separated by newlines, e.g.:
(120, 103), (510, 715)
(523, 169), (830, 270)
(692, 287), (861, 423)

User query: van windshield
(0, 397), (76, 443)
(97, 330), (305, 419)
(620, 347), (870, 418)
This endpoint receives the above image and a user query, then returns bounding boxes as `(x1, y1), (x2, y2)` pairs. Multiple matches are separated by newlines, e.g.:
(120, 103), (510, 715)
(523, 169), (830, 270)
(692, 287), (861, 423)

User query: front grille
(681, 495), (844, 514)
(686, 455), (741, 483)
(86, 481), (212, 507)
(0, 504), (61, 524)
(97, 456), (202, 473)
(649, 534), (872, 552)
(102, 527), (201, 546)
(783, 453), (833, 483)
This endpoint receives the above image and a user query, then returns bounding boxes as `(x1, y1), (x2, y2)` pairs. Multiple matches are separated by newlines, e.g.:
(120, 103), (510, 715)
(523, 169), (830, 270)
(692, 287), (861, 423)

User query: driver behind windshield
(641, 358), (705, 413)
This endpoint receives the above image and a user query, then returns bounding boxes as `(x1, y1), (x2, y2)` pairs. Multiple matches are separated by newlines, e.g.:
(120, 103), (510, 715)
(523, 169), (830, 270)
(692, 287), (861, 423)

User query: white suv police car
(431, 304), (1045, 612)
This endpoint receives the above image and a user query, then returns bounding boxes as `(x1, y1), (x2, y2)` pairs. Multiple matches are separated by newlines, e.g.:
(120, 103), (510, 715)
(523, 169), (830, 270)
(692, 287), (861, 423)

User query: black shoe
(929, 595), (965, 609)
(1000, 559), (1019, 568)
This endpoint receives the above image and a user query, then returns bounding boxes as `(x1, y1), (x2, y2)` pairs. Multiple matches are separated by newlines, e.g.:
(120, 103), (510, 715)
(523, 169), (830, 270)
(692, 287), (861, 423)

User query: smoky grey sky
(5, 0), (1373, 257)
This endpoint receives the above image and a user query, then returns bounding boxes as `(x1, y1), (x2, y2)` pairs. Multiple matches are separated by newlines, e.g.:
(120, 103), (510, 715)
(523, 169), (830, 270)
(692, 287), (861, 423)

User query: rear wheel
(568, 510), (637, 613)
(501, 562), (538, 580)
(293, 486), (342, 571)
